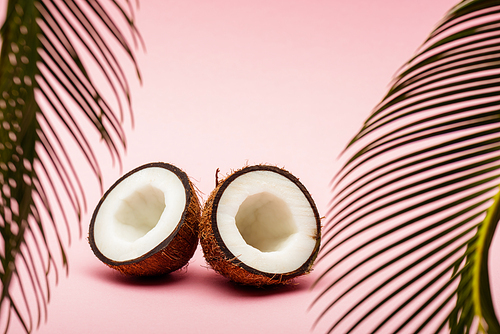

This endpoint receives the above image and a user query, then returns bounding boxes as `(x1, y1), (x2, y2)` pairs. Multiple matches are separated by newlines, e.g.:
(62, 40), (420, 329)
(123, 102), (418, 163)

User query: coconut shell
(199, 165), (321, 286)
(89, 162), (201, 276)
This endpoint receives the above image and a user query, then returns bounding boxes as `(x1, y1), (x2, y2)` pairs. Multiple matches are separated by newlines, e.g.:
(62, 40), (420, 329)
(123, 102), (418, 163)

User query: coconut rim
(88, 162), (195, 267)
(210, 165), (321, 279)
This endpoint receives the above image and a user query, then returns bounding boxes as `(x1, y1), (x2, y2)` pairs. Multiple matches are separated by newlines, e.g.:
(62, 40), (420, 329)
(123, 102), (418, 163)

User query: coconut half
(200, 165), (321, 285)
(89, 162), (201, 276)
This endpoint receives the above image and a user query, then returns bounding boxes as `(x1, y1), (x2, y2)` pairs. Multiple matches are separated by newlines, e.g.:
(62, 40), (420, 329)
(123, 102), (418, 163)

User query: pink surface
(9, 1), (499, 333)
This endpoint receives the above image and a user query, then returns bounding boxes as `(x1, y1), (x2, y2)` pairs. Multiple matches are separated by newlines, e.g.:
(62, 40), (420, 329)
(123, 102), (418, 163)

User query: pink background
(8, 0), (500, 333)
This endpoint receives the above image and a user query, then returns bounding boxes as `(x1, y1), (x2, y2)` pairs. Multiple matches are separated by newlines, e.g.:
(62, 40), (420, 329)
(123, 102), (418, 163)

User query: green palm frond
(0, 1), (140, 332)
(312, 0), (500, 333)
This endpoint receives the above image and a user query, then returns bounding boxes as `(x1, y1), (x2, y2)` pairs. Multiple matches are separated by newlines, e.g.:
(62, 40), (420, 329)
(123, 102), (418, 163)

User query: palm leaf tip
(313, 1), (500, 333)
(0, 0), (141, 332)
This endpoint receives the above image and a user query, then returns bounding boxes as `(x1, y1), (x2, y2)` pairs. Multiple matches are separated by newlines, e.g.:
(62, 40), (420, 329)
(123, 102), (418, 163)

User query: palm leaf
(312, 0), (500, 333)
(0, 1), (140, 332)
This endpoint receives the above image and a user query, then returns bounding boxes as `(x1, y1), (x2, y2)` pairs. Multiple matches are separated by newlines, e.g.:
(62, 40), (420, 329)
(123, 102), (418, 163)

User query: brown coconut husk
(199, 165), (321, 286)
(89, 162), (201, 276)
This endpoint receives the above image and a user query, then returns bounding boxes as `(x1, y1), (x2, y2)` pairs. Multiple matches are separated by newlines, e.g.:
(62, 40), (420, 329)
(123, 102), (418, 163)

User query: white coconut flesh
(216, 170), (318, 274)
(93, 167), (186, 262)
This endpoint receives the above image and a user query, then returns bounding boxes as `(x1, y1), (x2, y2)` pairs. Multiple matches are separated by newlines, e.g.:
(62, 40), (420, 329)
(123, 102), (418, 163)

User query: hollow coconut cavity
(89, 162), (201, 276)
(200, 165), (321, 286)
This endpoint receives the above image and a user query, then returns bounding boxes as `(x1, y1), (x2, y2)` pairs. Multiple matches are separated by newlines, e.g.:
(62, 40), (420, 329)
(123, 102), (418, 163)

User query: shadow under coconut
(197, 265), (313, 298)
(227, 279), (311, 297)
(89, 263), (191, 287)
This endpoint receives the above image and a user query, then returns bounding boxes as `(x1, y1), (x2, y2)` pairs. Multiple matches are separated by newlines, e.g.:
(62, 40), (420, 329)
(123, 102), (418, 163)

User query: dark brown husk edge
(88, 162), (201, 276)
(199, 165), (321, 286)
